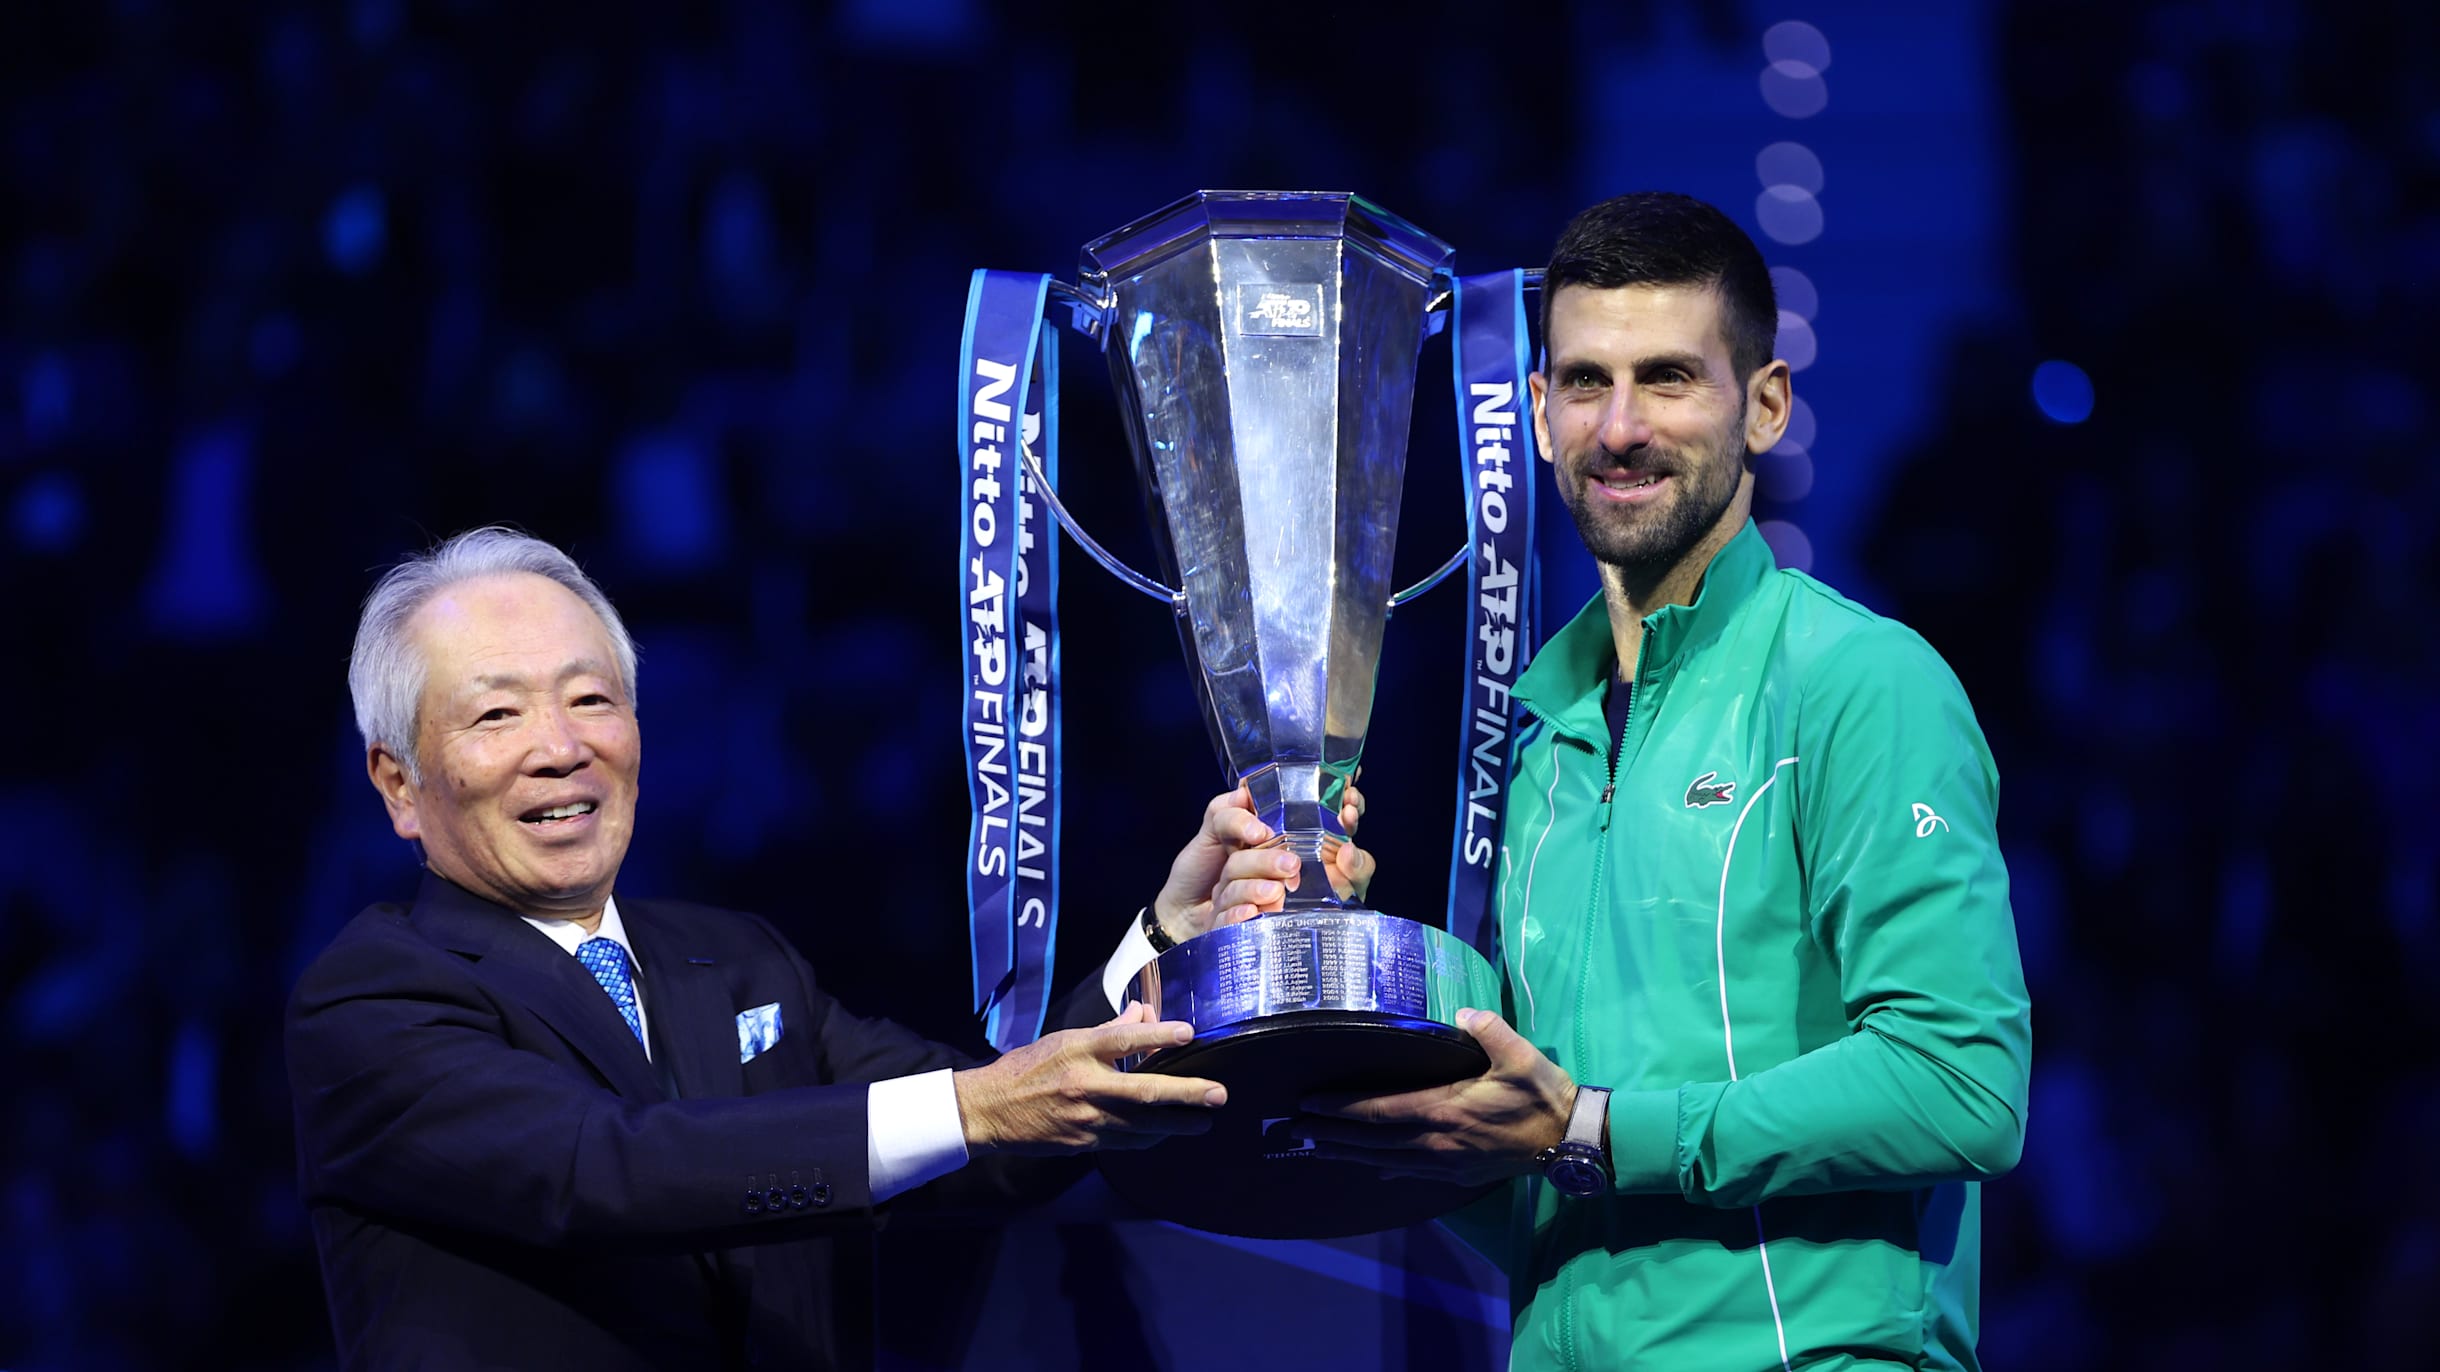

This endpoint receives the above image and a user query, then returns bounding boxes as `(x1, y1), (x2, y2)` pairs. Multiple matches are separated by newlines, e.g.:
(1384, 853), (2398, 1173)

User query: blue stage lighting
(1771, 265), (1819, 322)
(324, 185), (387, 275)
(2032, 360), (2095, 424)
(14, 472), (84, 552)
(1757, 141), (1825, 195)
(1759, 519), (1815, 571)
(21, 351), (71, 442)
(1757, 184), (1824, 245)
(1779, 311), (1818, 371)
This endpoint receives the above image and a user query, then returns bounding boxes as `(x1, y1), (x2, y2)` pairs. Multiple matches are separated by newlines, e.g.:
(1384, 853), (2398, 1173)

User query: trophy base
(1095, 1010), (1498, 1239)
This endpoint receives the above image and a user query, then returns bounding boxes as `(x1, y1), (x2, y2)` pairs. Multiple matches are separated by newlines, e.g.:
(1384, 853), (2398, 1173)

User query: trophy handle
(1012, 428), (1185, 610)
(1021, 282), (1188, 612)
(1387, 547), (1467, 612)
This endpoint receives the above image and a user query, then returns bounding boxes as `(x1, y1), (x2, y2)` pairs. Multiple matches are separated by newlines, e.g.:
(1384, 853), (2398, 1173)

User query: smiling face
(367, 572), (640, 919)
(1530, 282), (1788, 585)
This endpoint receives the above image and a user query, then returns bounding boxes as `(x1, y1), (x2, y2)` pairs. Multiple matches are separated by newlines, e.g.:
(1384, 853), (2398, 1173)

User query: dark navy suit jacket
(287, 870), (1095, 1371)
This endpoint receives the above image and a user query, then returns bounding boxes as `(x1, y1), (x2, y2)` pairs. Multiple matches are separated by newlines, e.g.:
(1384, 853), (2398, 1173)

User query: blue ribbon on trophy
(1444, 270), (1539, 961)
(956, 269), (1063, 1053)
(1007, 293), (1063, 1049)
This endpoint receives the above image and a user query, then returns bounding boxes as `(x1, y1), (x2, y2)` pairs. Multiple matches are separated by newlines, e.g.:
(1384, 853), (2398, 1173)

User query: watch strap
(1566, 1085), (1612, 1155)
(1542, 1079), (1620, 1186)
(1556, 1086), (1613, 1187)
(1140, 905), (1177, 953)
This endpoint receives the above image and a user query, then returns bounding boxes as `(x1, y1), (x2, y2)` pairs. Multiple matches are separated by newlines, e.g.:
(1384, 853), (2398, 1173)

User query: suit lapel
(623, 900), (746, 1103)
(410, 872), (667, 1103)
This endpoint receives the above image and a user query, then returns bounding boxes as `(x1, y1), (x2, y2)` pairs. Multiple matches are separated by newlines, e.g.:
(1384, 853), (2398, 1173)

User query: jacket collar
(412, 866), (580, 961)
(409, 870), (676, 1102)
(1514, 519), (1775, 743)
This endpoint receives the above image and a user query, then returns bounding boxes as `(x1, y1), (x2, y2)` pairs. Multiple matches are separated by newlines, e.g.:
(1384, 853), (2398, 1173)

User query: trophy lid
(1079, 190), (1454, 306)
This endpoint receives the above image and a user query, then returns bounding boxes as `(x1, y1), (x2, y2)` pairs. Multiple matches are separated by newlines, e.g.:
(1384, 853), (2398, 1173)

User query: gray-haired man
(286, 527), (1360, 1370)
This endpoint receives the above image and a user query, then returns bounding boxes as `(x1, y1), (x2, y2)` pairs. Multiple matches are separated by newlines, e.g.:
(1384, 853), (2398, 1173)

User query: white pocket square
(737, 1003), (784, 1063)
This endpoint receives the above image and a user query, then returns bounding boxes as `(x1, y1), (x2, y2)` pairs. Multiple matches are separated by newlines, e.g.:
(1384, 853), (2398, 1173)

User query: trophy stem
(1241, 761), (1357, 912)
(1269, 830), (1357, 912)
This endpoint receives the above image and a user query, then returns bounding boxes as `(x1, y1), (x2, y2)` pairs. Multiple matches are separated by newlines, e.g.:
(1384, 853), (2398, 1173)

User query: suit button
(787, 1186), (809, 1210)
(764, 1187), (787, 1213)
(742, 1192), (763, 1216)
(810, 1182), (832, 1208)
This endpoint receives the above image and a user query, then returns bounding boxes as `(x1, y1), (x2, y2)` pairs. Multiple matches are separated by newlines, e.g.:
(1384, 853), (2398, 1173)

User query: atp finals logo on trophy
(955, 191), (1542, 1239)
(1238, 283), (1323, 336)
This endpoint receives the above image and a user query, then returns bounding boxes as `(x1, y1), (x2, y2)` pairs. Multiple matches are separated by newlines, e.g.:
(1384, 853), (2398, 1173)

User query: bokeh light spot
(2032, 360), (2096, 424)
(167, 1020), (221, 1159)
(142, 427), (269, 636)
(1760, 61), (1829, 119)
(2125, 62), (2188, 123)
(1784, 393), (1817, 451)
(705, 171), (777, 288)
(842, 0), (981, 49)
(2349, 370), (2422, 436)
(1759, 449), (1815, 503)
(1770, 265), (1818, 322)
(614, 431), (726, 571)
(324, 184), (387, 275)
(1778, 311), (1818, 371)
(250, 315), (301, 378)
(350, 0), (402, 49)
(21, 351), (72, 443)
(1759, 519), (1815, 571)
(14, 472), (84, 552)
(1756, 185), (1823, 245)
(1756, 141), (1824, 195)
(1764, 20), (1832, 72)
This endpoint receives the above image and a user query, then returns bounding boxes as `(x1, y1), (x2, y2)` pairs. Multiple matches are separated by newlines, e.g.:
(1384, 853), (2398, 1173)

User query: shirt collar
(1513, 519), (1775, 741)
(521, 894), (636, 969)
(1636, 517), (1773, 669)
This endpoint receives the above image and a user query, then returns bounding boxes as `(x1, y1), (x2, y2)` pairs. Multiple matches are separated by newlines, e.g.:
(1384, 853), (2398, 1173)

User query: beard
(1558, 401), (1749, 579)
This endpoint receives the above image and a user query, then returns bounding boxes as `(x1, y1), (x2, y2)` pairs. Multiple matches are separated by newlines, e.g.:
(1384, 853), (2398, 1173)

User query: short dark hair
(1542, 192), (1779, 382)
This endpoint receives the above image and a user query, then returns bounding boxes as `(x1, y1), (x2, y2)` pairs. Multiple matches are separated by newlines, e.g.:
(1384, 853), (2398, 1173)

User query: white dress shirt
(1103, 911), (1162, 1013)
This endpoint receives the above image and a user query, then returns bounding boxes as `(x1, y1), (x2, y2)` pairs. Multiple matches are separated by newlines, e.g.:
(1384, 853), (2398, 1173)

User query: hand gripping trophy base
(1094, 892), (1507, 1239)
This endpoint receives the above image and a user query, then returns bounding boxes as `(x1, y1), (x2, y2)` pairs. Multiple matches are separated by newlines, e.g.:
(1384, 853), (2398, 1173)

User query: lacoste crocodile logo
(1685, 771), (1736, 809)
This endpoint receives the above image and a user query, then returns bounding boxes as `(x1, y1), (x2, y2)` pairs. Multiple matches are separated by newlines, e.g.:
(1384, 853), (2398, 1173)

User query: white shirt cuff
(1101, 911), (1162, 1013)
(866, 1069), (968, 1204)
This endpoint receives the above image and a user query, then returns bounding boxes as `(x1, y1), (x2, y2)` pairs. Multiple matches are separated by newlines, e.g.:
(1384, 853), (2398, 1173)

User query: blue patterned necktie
(576, 937), (646, 1047)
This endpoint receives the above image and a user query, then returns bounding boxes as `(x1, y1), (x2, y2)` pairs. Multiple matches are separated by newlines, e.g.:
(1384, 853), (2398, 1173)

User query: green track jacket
(1487, 521), (2032, 1371)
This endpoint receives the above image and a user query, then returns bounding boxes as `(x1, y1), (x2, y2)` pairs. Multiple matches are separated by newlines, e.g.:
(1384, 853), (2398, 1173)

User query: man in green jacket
(1301, 193), (2033, 1370)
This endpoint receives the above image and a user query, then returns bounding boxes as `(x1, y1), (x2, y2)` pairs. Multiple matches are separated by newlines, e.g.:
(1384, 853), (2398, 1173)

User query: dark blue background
(3, 1), (2434, 1367)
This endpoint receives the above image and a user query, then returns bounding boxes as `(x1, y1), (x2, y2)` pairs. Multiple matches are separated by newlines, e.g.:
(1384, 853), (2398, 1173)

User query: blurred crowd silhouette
(1, 1), (2432, 1368)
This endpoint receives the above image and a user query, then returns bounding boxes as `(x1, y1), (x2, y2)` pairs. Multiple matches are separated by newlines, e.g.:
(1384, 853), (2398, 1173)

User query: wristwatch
(1140, 904), (1178, 954)
(1535, 1086), (1613, 1198)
